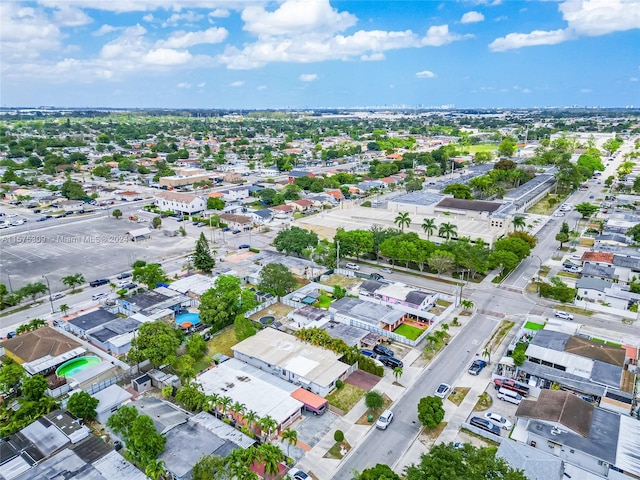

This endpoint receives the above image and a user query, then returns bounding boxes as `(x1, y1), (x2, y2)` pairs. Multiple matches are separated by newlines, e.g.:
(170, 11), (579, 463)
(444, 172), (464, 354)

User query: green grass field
(394, 323), (426, 341)
(467, 144), (498, 153)
(524, 321), (545, 331)
(315, 295), (332, 309)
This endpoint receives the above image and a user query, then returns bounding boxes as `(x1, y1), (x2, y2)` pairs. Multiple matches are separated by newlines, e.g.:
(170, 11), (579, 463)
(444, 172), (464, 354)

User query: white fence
(574, 300), (637, 320)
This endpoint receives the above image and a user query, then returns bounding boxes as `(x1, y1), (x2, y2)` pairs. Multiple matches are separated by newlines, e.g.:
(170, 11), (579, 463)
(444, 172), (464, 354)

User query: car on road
(117, 272), (132, 280)
(370, 273), (384, 281)
(373, 344), (394, 357)
(345, 262), (360, 270)
(92, 292), (108, 301)
(469, 416), (501, 435)
(382, 268), (392, 273)
(120, 282), (137, 290)
(375, 409), (394, 430)
(89, 278), (109, 287)
(435, 383), (452, 398)
(552, 212), (564, 217)
(288, 469), (309, 480)
(50, 293), (65, 301)
(555, 310), (574, 320)
(570, 255), (582, 261)
(6, 331), (16, 339)
(360, 349), (377, 359)
(468, 359), (487, 375)
(238, 244), (250, 249)
(378, 355), (403, 369)
(484, 412), (512, 430)
(589, 195), (595, 199)
(36, 216), (48, 222)
(232, 229), (241, 234)
(222, 227), (231, 232)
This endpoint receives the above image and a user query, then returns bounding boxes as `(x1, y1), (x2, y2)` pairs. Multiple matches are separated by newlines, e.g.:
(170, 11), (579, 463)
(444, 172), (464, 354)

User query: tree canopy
(417, 396), (445, 429)
(258, 263), (298, 298)
(132, 263), (168, 289)
(128, 321), (181, 367)
(67, 391), (99, 421)
(193, 232), (215, 273)
(199, 276), (257, 332)
(273, 226), (318, 256)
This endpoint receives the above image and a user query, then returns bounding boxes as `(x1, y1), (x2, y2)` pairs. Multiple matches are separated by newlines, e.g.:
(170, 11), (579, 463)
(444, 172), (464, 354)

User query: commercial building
(154, 191), (206, 214)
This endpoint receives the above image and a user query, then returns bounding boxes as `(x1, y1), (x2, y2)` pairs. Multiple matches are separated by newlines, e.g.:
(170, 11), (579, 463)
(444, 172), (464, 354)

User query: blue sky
(1, 0), (639, 109)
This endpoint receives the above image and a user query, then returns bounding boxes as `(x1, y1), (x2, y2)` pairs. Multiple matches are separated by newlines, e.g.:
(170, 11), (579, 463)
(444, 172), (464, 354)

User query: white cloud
(230, 80), (244, 87)
(197, 82), (206, 87)
(630, 77), (639, 82)
(162, 11), (204, 27)
(36, 0), (241, 14)
(422, 25), (473, 46)
(156, 27), (228, 48)
(142, 14), (155, 22)
(209, 8), (230, 18)
(490, 29), (571, 51)
(416, 70), (436, 78)
(361, 53), (385, 61)
(52, 6), (92, 27)
(93, 24), (119, 36)
(461, 11), (485, 24)
(0, 4), (63, 61)
(177, 82), (191, 88)
(490, 0), (640, 51)
(241, 0), (357, 37)
(299, 73), (318, 82)
(143, 48), (192, 66)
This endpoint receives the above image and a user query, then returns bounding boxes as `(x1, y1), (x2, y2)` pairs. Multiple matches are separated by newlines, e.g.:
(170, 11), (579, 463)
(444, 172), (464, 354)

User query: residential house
(155, 191), (206, 215)
(167, 274), (217, 301)
(92, 384), (133, 424)
(329, 296), (406, 338)
(248, 209), (272, 225)
(581, 251), (615, 268)
(270, 204), (294, 218)
(576, 277), (614, 303)
(219, 213), (253, 230)
(290, 199), (314, 212)
(118, 288), (191, 318)
(496, 440), (564, 480)
(580, 264), (620, 284)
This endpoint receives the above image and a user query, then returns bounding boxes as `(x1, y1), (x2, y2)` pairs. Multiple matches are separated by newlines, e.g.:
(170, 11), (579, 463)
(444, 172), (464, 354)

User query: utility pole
(42, 275), (55, 314)
(335, 240), (340, 270)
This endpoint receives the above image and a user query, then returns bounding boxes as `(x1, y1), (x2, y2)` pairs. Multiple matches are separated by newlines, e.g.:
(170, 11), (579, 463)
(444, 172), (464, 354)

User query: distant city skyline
(2, 0), (639, 109)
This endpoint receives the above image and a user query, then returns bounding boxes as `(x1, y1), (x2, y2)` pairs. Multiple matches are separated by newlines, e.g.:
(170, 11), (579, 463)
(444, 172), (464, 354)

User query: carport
(127, 227), (151, 242)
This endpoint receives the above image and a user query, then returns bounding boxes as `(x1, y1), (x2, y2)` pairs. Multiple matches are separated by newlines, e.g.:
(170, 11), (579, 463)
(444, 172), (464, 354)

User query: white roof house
(167, 274), (217, 298)
(92, 385), (133, 424)
(231, 328), (353, 397)
(197, 360), (303, 431)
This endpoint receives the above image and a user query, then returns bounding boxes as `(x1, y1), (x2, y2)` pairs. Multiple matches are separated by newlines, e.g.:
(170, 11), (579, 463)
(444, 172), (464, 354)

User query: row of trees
(0, 281), (48, 310)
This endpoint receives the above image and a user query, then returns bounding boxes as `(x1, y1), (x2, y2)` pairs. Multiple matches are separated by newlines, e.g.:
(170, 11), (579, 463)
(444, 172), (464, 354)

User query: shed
(92, 385), (133, 424)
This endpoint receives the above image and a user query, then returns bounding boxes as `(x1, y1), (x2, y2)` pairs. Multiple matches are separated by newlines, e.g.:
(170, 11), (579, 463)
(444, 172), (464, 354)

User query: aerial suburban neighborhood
(0, 108), (639, 480)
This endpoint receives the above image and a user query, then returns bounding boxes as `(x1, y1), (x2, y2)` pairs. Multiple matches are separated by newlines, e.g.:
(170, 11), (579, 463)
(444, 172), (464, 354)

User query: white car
(484, 412), (513, 430)
(92, 292), (108, 301)
(555, 311), (574, 320)
(345, 262), (360, 270)
(382, 268), (392, 274)
(435, 383), (452, 398)
(375, 409), (394, 430)
(552, 212), (565, 217)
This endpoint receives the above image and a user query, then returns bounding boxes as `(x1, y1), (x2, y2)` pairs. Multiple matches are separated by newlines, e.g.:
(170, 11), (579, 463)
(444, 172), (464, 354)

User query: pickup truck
(493, 378), (530, 396)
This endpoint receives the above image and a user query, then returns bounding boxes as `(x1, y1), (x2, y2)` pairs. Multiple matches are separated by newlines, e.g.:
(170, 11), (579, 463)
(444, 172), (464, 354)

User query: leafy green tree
(193, 232), (215, 273)
(493, 237), (531, 261)
(22, 374), (48, 401)
(128, 414), (167, 467)
(0, 360), (25, 393)
(497, 136), (517, 158)
(474, 151), (493, 164)
(62, 273), (85, 293)
(333, 228), (374, 260)
(405, 443), (527, 480)
(61, 179), (87, 200)
(357, 464), (401, 480)
(333, 284), (347, 300)
(192, 454), (230, 480)
(405, 177), (424, 192)
(427, 250), (455, 276)
(234, 315), (257, 341)
(132, 263), (168, 289)
(508, 230), (537, 249)
(443, 183), (473, 199)
(128, 321), (180, 367)
(174, 354), (196, 382)
(394, 212), (411, 232)
(112, 209), (123, 219)
(207, 197), (225, 210)
(258, 263), (298, 298)
(273, 226), (318, 256)
(365, 390), (384, 411)
(152, 216), (162, 229)
(106, 404), (139, 439)
(417, 396), (444, 429)
(186, 334), (208, 360)
(487, 250), (520, 272)
(145, 459), (167, 480)
(575, 202), (599, 218)
(199, 276), (256, 332)
(556, 231), (570, 248)
(92, 165), (112, 178)
(628, 224), (640, 242)
(67, 391), (99, 421)
(22, 282), (48, 303)
(438, 222), (458, 240)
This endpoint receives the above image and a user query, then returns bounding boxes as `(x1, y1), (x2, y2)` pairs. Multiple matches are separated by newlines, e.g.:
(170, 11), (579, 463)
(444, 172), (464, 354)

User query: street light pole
(42, 275), (55, 314)
(531, 255), (542, 297)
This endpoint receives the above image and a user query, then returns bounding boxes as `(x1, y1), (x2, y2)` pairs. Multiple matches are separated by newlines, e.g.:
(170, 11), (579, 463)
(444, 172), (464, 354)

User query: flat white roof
(92, 384), (132, 413)
(167, 274), (217, 296)
(232, 328), (350, 388)
(197, 361), (302, 426)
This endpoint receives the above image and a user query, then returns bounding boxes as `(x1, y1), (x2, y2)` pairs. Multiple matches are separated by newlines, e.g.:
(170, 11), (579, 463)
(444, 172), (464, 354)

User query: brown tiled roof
(515, 390), (593, 437)
(436, 198), (502, 212)
(564, 336), (625, 366)
(0, 327), (82, 363)
(582, 252), (614, 264)
(219, 213), (251, 224)
(292, 199), (313, 207)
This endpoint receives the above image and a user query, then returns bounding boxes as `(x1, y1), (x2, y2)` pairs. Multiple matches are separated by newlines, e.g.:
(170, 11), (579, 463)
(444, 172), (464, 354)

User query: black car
(36, 216), (48, 222)
(90, 278), (109, 287)
(370, 273), (384, 281)
(470, 416), (501, 435)
(238, 244), (250, 249)
(117, 272), (132, 280)
(360, 349), (377, 359)
(379, 355), (403, 369)
(373, 344), (395, 357)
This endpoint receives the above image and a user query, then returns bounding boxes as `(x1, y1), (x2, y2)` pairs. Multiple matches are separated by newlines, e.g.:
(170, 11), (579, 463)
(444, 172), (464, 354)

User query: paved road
(332, 313), (498, 479)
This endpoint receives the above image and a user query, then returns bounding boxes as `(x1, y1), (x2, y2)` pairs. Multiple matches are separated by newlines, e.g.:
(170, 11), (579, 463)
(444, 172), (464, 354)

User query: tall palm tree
(512, 216), (526, 231)
(28, 318), (47, 331)
(258, 415), (277, 442)
(394, 212), (411, 232)
(61, 273), (85, 293)
(218, 396), (232, 418)
(145, 459), (167, 480)
(258, 444), (284, 480)
(231, 401), (246, 422)
(281, 428), (298, 458)
(438, 222), (458, 240)
(243, 410), (259, 434)
(59, 304), (69, 317)
(393, 366), (403, 382)
(204, 393), (220, 414)
(421, 218), (436, 239)
(460, 299), (474, 311)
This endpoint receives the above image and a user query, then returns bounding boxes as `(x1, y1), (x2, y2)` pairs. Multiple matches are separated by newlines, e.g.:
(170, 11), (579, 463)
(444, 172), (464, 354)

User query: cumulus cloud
(230, 80), (244, 87)
(209, 8), (230, 18)
(299, 73), (318, 82)
(177, 82), (191, 88)
(93, 24), (119, 36)
(361, 53), (385, 61)
(461, 11), (485, 24)
(416, 70), (436, 78)
(52, 6), (93, 27)
(422, 25), (473, 46)
(490, 0), (640, 51)
(0, 3), (63, 60)
(162, 11), (204, 27)
(156, 27), (228, 48)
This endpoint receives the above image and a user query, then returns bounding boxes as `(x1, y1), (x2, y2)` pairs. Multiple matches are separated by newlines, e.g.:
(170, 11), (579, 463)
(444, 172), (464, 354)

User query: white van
(497, 387), (523, 405)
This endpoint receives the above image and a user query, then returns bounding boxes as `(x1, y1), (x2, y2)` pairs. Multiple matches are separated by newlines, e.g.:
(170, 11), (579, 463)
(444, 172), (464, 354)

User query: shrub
(335, 379), (344, 389)
(358, 356), (384, 377)
(249, 247), (260, 253)
(334, 430), (344, 443)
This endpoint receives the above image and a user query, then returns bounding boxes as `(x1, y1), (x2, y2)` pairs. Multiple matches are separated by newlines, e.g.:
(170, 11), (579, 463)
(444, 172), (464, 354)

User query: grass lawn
(394, 323), (426, 341)
(448, 387), (470, 406)
(524, 321), (545, 331)
(591, 338), (622, 348)
(422, 333), (451, 362)
(326, 384), (366, 414)
(314, 295), (332, 309)
(355, 394), (393, 425)
(206, 327), (238, 357)
(473, 392), (493, 412)
(420, 421), (448, 443)
(324, 440), (351, 459)
(526, 194), (567, 215)
(467, 144), (497, 153)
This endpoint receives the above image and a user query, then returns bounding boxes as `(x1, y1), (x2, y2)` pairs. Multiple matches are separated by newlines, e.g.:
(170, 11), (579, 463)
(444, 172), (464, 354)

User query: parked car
(435, 383), (452, 399)
(238, 244), (250, 249)
(370, 273), (384, 281)
(345, 262), (360, 270)
(493, 378), (530, 396)
(373, 344), (394, 357)
(555, 310), (574, 320)
(6, 331), (16, 339)
(232, 229), (241, 234)
(289, 469), (309, 480)
(378, 355), (403, 369)
(222, 227), (231, 232)
(360, 349), (377, 359)
(89, 278), (109, 287)
(117, 272), (132, 280)
(469, 416), (501, 435)
(497, 388), (523, 405)
(36, 216), (48, 222)
(375, 409), (394, 430)
(468, 359), (487, 375)
(382, 268), (392, 273)
(484, 412), (513, 430)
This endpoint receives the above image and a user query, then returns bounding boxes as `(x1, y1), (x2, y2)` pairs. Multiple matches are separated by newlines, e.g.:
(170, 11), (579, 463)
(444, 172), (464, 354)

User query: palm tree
(460, 299), (474, 311)
(424, 334), (438, 351)
(438, 222), (458, 240)
(482, 346), (492, 364)
(421, 218), (436, 239)
(145, 459), (167, 480)
(244, 409), (259, 434)
(258, 443), (284, 480)
(27, 318), (47, 331)
(218, 396), (232, 418)
(281, 428), (298, 457)
(59, 304), (69, 317)
(512, 216), (526, 231)
(231, 401), (246, 422)
(61, 273), (84, 293)
(258, 415), (277, 442)
(393, 366), (403, 383)
(204, 393), (220, 415)
(394, 212), (411, 232)
(440, 323), (449, 333)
